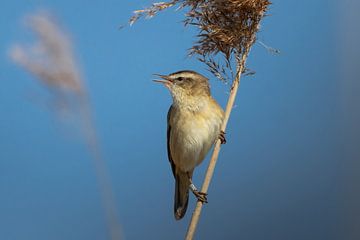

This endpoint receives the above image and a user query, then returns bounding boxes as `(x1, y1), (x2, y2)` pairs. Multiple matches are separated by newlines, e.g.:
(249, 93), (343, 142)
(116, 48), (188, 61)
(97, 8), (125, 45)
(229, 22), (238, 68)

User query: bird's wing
(167, 105), (176, 178)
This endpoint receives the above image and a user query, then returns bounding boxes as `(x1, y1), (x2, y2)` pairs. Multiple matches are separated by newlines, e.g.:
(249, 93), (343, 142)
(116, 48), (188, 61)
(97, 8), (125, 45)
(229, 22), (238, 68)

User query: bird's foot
(189, 183), (208, 203)
(193, 190), (208, 203)
(219, 130), (226, 144)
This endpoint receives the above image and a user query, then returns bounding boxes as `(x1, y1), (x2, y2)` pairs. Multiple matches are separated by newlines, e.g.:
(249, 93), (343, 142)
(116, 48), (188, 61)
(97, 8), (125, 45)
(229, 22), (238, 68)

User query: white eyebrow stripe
(171, 72), (197, 79)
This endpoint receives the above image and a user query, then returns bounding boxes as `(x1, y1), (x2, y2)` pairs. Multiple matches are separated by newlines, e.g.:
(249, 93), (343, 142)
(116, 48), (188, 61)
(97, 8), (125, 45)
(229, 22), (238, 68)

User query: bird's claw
(193, 190), (208, 203)
(189, 180), (208, 203)
(219, 130), (226, 144)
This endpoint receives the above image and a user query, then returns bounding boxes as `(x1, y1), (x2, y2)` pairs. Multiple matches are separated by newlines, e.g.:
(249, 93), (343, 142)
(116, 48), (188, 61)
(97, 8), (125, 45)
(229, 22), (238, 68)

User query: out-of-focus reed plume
(10, 14), (83, 94)
(10, 12), (122, 240)
(129, 1), (271, 239)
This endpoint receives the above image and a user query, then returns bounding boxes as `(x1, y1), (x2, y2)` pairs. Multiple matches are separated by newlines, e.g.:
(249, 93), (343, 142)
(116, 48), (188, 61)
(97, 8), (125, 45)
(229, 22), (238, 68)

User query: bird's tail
(174, 171), (190, 220)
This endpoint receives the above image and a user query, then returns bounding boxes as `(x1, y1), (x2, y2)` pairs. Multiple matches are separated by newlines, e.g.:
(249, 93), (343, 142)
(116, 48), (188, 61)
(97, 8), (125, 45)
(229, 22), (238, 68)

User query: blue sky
(1, 0), (359, 240)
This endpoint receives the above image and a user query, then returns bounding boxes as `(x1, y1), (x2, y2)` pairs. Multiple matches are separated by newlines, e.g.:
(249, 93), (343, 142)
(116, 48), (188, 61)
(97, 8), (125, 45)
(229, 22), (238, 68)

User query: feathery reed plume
(184, 2), (271, 238)
(11, 14), (82, 93)
(129, 1), (271, 239)
(129, 1), (178, 25)
(129, 0), (270, 82)
(10, 12), (122, 240)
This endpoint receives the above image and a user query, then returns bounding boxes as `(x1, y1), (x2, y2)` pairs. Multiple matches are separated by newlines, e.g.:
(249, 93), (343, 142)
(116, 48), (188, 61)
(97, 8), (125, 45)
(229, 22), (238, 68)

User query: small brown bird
(154, 70), (225, 220)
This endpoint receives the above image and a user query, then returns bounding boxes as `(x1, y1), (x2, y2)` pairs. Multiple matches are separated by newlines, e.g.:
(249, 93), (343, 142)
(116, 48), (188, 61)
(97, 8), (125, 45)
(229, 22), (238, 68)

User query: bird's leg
(189, 183), (208, 203)
(219, 130), (226, 144)
(187, 174), (208, 203)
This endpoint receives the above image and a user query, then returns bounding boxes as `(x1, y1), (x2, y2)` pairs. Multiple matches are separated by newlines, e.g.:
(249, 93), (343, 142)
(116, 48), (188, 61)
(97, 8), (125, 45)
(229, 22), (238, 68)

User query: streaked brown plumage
(154, 70), (224, 220)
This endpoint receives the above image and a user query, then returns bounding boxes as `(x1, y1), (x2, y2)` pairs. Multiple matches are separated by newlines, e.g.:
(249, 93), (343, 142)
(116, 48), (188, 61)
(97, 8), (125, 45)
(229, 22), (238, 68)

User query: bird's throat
(172, 94), (210, 113)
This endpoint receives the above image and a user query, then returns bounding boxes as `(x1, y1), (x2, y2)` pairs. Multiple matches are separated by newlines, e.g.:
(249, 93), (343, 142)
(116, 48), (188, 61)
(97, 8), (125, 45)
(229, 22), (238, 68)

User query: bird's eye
(177, 77), (184, 81)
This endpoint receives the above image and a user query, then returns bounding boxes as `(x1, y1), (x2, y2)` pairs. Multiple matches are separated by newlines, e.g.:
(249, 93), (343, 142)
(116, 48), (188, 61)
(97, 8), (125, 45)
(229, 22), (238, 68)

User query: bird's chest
(170, 106), (221, 171)
(179, 113), (218, 147)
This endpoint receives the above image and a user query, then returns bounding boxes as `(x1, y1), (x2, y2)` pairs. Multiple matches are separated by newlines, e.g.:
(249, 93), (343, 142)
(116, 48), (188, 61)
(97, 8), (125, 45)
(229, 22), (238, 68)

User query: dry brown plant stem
(185, 44), (254, 240)
(127, 1), (270, 238)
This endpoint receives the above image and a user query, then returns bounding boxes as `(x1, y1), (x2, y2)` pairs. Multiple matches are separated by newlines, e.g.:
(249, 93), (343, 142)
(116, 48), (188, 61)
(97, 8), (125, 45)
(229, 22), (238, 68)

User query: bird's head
(154, 70), (211, 105)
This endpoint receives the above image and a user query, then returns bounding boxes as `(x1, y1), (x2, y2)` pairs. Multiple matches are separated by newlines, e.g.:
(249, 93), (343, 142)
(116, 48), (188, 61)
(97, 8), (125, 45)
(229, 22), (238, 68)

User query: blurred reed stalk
(10, 13), (122, 240)
(129, 0), (270, 238)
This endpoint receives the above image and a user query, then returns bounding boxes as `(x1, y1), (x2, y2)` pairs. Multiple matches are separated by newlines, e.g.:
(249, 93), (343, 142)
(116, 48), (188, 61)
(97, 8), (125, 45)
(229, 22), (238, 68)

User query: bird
(154, 70), (226, 220)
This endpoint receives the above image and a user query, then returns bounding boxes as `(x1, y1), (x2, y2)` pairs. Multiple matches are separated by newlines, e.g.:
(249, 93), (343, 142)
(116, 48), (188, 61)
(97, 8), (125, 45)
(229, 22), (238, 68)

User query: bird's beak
(153, 74), (173, 87)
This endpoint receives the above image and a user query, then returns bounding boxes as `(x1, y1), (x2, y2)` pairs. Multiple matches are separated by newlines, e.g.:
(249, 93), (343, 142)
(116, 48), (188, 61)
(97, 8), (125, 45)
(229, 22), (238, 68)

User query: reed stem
(185, 44), (253, 240)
